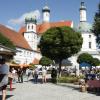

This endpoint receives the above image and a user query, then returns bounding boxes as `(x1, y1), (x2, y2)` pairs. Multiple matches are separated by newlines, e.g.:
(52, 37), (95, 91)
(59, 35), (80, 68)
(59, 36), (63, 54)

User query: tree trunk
(58, 59), (62, 77)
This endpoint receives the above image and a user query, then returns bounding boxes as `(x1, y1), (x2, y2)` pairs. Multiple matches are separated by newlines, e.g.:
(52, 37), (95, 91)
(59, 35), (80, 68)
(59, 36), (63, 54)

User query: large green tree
(0, 32), (15, 49)
(93, 3), (100, 43)
(39, 26), (83, 75)
(39, 56), (53, 66)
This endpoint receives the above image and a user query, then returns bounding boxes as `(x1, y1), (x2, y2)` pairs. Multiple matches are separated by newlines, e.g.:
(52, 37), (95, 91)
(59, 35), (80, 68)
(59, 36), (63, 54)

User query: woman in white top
(42, 68), (47, 83)
(11, 68), (16, 83)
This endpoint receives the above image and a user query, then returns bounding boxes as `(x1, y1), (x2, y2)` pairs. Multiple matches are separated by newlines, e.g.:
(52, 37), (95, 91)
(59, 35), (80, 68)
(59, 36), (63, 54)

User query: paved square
(0, 81), (100, 100)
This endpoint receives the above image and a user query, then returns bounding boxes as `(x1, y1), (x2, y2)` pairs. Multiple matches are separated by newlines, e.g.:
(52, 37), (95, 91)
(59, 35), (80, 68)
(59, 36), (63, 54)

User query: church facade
(18, 5), (73, 65)
(68, 2), (100, 75)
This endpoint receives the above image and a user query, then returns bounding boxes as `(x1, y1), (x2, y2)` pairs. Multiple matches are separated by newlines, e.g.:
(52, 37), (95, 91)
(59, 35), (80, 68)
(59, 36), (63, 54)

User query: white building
(69, 2), (100, 75)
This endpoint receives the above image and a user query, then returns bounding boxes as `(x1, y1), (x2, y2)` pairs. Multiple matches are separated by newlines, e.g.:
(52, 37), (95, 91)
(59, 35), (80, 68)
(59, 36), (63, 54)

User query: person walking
(0, 57), (9, 100)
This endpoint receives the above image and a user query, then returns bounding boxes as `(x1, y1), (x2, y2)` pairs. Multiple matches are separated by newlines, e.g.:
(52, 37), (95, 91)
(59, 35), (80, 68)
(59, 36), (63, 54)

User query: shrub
(58, 76), (79, 83)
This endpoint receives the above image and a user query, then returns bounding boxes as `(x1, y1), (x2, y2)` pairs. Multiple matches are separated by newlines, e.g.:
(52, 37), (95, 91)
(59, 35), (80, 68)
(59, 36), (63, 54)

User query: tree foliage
(92, 3), (100, 43)
(39, 26), (83, 74)
(0, 32), (15, 49)
(91, 58), (100, 66)
(77, 53), (100, 66)
(77, 53), (93, 64)
(39, 56), (53, 66)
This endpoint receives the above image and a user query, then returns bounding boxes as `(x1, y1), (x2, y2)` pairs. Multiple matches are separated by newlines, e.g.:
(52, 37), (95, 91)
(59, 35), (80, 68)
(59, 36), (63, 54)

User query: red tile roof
(19, 21), (73, 35)
(32, 58), (39, 65)
(19, 26), (26, 35)
(0, 24), (32, 51)
(37, 22), (50, 34)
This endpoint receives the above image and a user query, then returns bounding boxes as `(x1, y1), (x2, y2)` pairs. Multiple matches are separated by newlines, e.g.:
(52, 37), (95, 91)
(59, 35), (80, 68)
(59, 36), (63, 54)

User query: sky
(0, 0), (99, 31)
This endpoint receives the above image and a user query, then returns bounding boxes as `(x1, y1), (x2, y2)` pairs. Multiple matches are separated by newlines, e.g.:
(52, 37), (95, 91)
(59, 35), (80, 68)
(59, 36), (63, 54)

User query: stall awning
(80, 62), (91, 67)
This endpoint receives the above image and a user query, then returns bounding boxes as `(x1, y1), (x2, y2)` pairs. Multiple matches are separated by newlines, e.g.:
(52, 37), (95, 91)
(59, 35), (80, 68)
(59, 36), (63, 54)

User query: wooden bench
(87, 80), (100, 91)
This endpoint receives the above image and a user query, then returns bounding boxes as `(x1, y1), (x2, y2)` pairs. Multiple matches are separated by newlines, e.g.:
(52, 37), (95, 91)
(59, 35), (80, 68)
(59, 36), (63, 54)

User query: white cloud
(8, 10), (41, 25)
(6, 25), (14, 30)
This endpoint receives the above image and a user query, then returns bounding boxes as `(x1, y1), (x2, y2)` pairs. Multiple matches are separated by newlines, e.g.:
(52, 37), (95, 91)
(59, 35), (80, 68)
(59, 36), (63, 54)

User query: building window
(32, 25), (33, 29)
(27, 51), (29, 56)
(89, 42), (91, 48)
(28, 25), (30, 29)
(34, 35), (36, 39)
(28, 35), (29, 39)
(89, 35), (91, 38)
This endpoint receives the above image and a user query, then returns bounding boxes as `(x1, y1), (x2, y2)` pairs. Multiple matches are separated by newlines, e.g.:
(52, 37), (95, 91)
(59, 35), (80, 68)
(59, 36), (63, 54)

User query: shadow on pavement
(57, 83), (80, 91)
(30, 78), (51, 84)
(7, 87), (16, 91)
(87, 89), (100, 96)
(57, 83), (100, 96)
(0, 95), (14, 99)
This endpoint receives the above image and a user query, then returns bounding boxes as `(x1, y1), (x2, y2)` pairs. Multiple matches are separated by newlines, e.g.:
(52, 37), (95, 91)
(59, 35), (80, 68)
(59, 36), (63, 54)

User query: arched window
(32, 25), (33, 29)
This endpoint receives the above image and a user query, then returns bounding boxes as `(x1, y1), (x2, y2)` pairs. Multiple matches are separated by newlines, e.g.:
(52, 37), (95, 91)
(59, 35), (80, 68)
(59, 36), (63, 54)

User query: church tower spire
(79, 1), (87, 22)
(24, 17), (37, 51)
(42, 2), (50, 23)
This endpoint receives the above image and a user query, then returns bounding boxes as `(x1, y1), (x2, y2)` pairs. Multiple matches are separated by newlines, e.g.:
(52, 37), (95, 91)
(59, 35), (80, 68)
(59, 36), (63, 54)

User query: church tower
(78, 2), (97, 51)
(24, 17), (37, 51)
(79, 2), (87, 22)
(42, 5), (50, 23)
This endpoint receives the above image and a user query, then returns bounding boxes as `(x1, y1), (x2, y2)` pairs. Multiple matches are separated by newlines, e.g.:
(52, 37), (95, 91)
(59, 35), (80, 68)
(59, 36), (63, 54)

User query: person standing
(33, 68), (39, 84)
(11, 68), (16, 83)
(25, 68), (31, 81)
(51, 68), (57, 83)
(42, 68), (47, 83)
(0, 57), (9, 100)
(17, 68), (23, 83)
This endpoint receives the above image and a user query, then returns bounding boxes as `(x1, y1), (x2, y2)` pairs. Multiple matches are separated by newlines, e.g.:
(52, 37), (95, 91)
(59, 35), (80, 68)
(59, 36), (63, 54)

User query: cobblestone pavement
(0, 76), (100, 100)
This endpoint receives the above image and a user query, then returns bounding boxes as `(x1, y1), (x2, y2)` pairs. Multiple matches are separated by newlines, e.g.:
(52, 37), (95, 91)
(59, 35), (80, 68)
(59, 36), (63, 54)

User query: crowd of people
(0, 57), (58, 100)
(8, 67), (48, 84)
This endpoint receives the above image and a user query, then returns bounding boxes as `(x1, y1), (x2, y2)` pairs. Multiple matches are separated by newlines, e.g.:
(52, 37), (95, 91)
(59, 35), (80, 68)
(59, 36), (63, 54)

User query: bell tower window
(89, 35), (91, 38)
(89, 42), (91, 48)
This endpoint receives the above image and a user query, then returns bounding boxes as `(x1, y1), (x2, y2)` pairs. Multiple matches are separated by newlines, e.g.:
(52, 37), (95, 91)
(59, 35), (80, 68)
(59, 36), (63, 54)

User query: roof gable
(0, 24), (32, 51)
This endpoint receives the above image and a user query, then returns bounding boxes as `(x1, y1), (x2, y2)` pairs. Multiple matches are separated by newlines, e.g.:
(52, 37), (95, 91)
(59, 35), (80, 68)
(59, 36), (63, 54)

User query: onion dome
(42, 6), (50, 12)
(25, 17), (37, 24)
